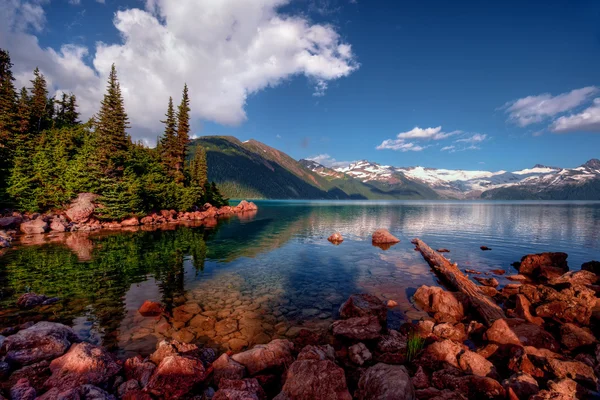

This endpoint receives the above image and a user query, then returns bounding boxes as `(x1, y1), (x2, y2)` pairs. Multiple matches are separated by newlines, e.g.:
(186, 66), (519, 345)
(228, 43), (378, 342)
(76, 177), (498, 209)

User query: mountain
(189, 136), (439, 200)
(189, 136), (599, 200)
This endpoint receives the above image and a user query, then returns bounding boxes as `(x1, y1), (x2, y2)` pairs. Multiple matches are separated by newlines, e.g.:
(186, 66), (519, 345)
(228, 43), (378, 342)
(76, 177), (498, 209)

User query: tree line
(0, 49), (227, 220)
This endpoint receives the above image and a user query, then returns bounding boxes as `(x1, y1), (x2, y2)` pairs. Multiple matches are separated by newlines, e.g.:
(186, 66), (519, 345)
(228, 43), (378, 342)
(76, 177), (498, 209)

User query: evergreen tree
(65, 94), (80, 126)
(175, 84), (190, 184)
(0, 49), (18, 206)
(159, 96), (178, 177)
(204, 181), (228, 207)
(16, 87), (31, 140)
(30, 67), (52, 134)
(95, 64), (130, 177)
(190, 145), (208, 188)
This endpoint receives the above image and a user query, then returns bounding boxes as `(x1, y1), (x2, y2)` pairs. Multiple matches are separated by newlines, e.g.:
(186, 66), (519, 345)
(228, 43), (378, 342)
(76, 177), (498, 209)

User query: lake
(1, 200), (599, 357)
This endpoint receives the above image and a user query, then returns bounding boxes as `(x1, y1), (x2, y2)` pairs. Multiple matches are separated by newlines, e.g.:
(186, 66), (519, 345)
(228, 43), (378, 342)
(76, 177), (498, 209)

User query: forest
(0, 49), (227, 220)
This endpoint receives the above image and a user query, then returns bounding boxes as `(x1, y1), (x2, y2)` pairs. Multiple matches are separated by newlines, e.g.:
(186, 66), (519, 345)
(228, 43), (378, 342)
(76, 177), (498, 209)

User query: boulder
(212, 353), (247, 386)
(518, 252), (568, 276)
(10, 378), (36, 400)
(484, 318), (560, 351)
(118, 380), (140, 398)
(432, 323), (467, 342)
(339, 294), (387, 325)
(412, 366), (430, 390)
(547, 378), (597, 399)
(149, 340), (199, 365)
(49, 220), (67, 232)
(534, 284), (596, 325)
(431, 367), (505, 399)
(546, 358), (598, 388)
(582, 260), (600, 275)
(512, 294), (544, 326)
(274, 357), (352, 400)
(138, 300), (163, 317)
(355, 363), (415, 400)
(349, 343), (372, 366)
(332, 316), (382, 341)
(457, 350), (497, 378)
(413, 286), (466, 323)
(3, 322), (78, 366)
(1, 360), (51, 393)
(65, 193), (98, 223)
(420, 339), (495, 378)
(39, 384), (116, 400)
(214, 378), (266, 400)
(121, 217), (139, 226)
(231, 339), (294, 376)
(16, 293), (59, 309)
(297, 345), (336, 362)
(559, 323), (596, 351)
(0, 215), (23, 228)
(550, 270), (598, 286)
(43, 342), (121, 392)
(502, 373), (539, 399)
(371, 229), (400, 244)
(20, 218), (48, 234)
(124, 355), (156, 387)
(145, 355), (206, 399)
(327, 232), (344, 244)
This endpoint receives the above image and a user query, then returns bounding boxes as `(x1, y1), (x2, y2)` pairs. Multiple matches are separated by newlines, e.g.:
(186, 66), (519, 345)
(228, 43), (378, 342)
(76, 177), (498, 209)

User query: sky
(1, 0), (599, 172)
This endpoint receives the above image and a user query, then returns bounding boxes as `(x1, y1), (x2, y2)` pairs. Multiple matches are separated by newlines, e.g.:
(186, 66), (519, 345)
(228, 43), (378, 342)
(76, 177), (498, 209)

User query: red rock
(355, 363), (415, 400)
(140, 216), (154, 224)
(215, 378), (266, 400)
(124, 355), (156, 387)
(212, 353), (247, 387)
(432, 323), (467, 342)
(546, 358), (598, 388)
(339, 293), (387, 325)
(387, 299), (398, 308)
(10, 379), (36, 400)
(49, 220), (67, 232)
(297, 345), (336, 362)
(39, 384), (115, 400)
(20, 218), (48, 234)
(484, 318), (560, 351)
(550, 270), (598, 286)
(513, 294), (544, 326)
(332, 316), (382, 340)
(480, 246), (492, 251)
(547, 378), (596, 399)
(474, 277), (499, 287)
(413, 286), (466, 323)
(274, 357), (351, 400)
(420, 339), (465, 370)
(43, 342), (121, 392)
(506, 274), (528, 281)
(559, 323), (596, 351)
(491, 269), (505, 275)
(65, 193), (97, 223)
(412, 366), (430, 389)
(118, 379), (140, 398)
(138, 300), (163, 317)
(348, 343), (372, 366)
(437, 248), (450, 253)
(121, 217), (139, 226)
(465, 269), (482, 275)
(582, 260), (600, 275)
(327, 232), (344, 244)
(431, 367), (505, 399)
(457, 350), (497, 378)
(149, 340), (199, 365)
(1, 361), (50, 393)
(371, 229), (400, 245)
(231, 339), (294, 376)
(518, 252), (568, 276)
(502, 373), (539, 399)
(3, 322), (78, 366)
(534, 284), (596, 325)
(145, 355), (206, 399)
(122, 390), (152, 400)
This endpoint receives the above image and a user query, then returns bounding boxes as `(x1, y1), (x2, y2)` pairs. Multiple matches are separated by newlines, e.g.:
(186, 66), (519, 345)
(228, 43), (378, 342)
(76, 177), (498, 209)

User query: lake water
(1, 200), (599, 357)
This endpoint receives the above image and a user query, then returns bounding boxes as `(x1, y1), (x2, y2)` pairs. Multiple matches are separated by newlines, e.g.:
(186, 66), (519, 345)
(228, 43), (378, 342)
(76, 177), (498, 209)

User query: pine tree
(65, 94), (80, 126)
(30, 67), (52, 134)
(95, 64), (130, 176)
(160, 96), (178, 177)
(15, 87), (31, 147)
(0, 49), (18, 205)
(175, 84), (190, 184)
(190, 146), (208, 188)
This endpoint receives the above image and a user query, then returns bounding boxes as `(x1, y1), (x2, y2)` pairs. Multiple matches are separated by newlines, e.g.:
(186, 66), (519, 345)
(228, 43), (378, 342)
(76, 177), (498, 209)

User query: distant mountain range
(190, 136), (600, 200)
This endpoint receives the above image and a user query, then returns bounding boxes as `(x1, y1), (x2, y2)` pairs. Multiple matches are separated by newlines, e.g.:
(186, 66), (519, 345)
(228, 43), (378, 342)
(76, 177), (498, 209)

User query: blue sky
(1, 0), (599, 171)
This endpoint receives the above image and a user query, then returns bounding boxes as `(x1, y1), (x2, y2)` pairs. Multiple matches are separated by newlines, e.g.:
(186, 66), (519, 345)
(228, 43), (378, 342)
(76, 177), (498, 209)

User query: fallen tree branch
(412, 238), (506, 326)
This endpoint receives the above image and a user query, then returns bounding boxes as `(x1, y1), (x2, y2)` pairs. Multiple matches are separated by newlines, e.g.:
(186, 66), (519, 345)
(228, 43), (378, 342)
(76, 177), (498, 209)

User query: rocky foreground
(1, 243), (600, 399)
(0, 195), (258, 249)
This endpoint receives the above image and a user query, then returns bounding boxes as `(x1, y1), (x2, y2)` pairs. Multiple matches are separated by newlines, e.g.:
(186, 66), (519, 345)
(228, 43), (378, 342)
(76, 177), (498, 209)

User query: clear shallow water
(1, 200), (599, 357)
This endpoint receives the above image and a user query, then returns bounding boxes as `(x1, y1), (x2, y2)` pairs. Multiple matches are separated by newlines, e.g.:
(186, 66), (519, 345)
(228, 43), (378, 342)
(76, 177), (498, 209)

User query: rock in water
(372, 229), (400, 244)
(355, 363), (415, 400)
(327, 232), (344, 244)
(517, 252), (569, 276)
(339, 293), (387, 325)
(138, 300), (163, 317)
(65, 193), (98, 223)
(3, 322), (78, 366)
(581, 260), (600, 275)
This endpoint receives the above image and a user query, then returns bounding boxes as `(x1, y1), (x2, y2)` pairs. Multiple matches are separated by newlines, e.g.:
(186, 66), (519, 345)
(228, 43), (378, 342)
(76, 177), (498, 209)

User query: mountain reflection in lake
(1, 200), (599, 357)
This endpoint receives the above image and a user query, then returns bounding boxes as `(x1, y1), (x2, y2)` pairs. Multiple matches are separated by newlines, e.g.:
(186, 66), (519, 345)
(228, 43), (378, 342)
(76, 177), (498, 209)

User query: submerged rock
(138, 300), (163, 317)
(16, 293), (59, 309)
(339, 293), (387, 325)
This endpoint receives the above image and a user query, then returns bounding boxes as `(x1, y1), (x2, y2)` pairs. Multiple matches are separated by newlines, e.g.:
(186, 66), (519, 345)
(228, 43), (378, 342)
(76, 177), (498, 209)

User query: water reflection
(0, 201), (599, 357)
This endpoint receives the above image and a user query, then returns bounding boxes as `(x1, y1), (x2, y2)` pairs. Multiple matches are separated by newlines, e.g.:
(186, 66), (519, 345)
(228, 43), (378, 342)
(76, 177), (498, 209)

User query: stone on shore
(413, 286), (466, 323)
(474, 277), (499, 288)
(582, 260), (600, 275)
(484, 318), (560, 351)
(10, 378), (36, 400)
(339, 293), (387, 325)
(332, 316), (382, 341)
(517, 252), (569, 277)
(371, 229), (400, 244)
(145, 355), (206, 399)
(212, 353), (247, 386)
(327, 232), (344, 244)
(349, 343), (372, 366)
(124, 355), (156, 388)
(3, 322), (78, 366)
(20, 218), (48, 234)
(231, 339), (294, 376)
(355, 363), (415, 400)
(121, 217), (139, 226)
(502, 373), (539, 399)
(65, 193), (98, 223)
(559, 323), (596, 351)
(214, 378), (266, 400)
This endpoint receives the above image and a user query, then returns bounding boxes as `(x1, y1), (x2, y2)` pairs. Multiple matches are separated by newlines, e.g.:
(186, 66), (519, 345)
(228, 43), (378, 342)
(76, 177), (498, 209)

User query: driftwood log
(412, 238), (506, 326)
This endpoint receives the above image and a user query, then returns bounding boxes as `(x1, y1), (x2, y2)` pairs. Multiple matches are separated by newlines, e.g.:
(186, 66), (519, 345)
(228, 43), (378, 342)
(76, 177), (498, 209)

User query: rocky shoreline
(0, 195), (258, 249)
(0, 239), (598, 399)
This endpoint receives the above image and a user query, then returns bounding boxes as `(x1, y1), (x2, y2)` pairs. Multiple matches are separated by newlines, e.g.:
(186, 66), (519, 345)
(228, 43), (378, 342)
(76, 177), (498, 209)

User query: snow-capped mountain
(301, 158), (600, 199)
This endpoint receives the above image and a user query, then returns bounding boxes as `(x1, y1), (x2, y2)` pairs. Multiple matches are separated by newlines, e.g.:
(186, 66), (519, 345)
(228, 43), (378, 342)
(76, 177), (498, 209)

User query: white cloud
(306, 154), (355, 168)
(551, 98), (600, 133)
(455, 133), (487, 143)
(503, 86), (598, 127)
(376, 126), (457, 152)
(1, 0), (358, 142)
(440, 145), (455, 151)
(68, 0), (80, 5)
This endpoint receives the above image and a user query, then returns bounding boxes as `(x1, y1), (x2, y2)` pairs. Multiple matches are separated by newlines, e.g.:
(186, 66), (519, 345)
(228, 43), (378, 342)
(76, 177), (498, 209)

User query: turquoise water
(1, 200), (599, 356)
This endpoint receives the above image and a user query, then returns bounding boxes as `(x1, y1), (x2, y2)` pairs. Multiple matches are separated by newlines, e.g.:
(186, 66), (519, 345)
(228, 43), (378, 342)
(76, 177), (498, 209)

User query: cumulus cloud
(503, 86), (598, 127)
(1, 0), (358, 142)
(306, 153), (355, 168)
(376, 126), (458, 151)
(551, 98), (600, 133)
